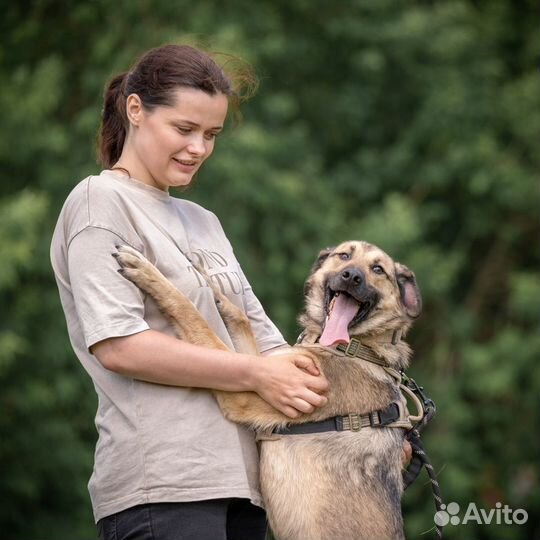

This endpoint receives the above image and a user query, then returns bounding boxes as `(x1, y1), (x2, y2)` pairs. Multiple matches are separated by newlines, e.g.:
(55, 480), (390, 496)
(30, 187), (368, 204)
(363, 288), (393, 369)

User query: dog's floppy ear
(304, 247), (335, 297)
(395, 263), (422, 318)
(311, 246), (335, 273)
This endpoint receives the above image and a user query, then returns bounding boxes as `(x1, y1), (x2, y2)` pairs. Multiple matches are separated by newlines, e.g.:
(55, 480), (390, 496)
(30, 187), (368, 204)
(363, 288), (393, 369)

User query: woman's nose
(187, 136), (206, 156)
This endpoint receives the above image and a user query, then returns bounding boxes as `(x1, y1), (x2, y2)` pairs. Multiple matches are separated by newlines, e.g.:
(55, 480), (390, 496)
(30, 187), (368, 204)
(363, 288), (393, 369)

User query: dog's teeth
(328, 293), (338, 313)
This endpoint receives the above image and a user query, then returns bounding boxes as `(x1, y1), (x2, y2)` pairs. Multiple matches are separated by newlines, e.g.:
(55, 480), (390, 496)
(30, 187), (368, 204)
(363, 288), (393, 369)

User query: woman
(50, 44), (328, 540)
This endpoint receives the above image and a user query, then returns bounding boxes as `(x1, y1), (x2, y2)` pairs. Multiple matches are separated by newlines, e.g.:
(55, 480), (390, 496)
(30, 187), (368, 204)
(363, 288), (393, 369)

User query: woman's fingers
(292, 354), (329, 393)
(283, 391), (329, 417)
(299, 389), (328, 408)
(290, 399), (315, 415)
(293, 354), (320, 376)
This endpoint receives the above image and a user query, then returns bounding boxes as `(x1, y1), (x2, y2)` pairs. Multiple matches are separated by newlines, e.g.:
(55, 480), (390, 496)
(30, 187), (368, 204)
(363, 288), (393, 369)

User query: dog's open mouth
(319, 289), (373, 347)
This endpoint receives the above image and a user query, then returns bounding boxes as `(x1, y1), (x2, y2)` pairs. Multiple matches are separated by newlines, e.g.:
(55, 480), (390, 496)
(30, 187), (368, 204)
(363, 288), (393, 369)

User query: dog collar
(297, 328), (401, 347)
(299, 331), (402, 369)
(335, 337), (391, 367)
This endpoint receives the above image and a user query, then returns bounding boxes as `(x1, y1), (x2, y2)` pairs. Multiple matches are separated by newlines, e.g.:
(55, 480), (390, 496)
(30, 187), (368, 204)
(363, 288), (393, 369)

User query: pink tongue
(319, 293), (359, 347)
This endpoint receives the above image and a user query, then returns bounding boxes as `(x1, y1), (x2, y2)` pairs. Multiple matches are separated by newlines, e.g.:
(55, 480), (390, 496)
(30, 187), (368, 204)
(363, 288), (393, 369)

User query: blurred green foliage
(0, 0), (538, 538)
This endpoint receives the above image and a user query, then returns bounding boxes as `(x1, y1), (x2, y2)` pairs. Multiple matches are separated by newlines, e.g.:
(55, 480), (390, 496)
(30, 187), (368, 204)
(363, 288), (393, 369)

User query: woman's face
(125, 87), (229, 191)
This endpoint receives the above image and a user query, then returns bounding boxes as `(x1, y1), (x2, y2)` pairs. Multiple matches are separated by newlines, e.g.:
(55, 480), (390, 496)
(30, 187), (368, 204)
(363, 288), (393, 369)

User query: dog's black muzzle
(325, 266), (380, 325)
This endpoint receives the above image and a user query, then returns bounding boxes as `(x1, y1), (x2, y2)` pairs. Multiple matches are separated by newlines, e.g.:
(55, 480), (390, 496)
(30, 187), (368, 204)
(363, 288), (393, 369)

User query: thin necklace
(110, 166), (132, 177)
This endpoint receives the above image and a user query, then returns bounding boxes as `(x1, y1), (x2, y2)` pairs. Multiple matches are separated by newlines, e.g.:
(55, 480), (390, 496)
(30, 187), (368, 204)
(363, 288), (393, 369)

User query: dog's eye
(339, 253), (351, 261)
(371, 265), (385, 275)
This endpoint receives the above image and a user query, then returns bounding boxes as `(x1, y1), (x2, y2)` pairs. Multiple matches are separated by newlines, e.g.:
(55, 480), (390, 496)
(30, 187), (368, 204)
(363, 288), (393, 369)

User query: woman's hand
(249, 352), (329, 419)
(401, 439), (413, 466)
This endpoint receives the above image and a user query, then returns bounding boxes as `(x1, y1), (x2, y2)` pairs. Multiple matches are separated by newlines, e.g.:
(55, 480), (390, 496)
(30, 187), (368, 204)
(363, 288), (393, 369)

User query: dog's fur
(115, 240), (422, 540)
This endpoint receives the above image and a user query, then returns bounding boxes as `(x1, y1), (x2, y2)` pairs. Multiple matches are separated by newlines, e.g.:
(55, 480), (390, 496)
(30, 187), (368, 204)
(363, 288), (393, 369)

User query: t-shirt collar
(103, 169), (171, 202)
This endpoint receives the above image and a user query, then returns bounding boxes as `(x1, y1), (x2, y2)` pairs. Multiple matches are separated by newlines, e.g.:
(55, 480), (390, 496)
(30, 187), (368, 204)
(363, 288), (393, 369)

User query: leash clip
(400, 370), (437, 423)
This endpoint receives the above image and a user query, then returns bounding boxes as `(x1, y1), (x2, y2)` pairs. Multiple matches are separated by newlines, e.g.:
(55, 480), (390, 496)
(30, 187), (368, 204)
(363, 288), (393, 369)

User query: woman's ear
(395, 262), (422, 318)
(126, 94), (144, 127)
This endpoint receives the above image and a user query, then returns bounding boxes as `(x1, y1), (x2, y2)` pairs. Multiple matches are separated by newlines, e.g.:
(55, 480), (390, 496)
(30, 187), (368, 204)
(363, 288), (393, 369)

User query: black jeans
(96, 498), (267, 540)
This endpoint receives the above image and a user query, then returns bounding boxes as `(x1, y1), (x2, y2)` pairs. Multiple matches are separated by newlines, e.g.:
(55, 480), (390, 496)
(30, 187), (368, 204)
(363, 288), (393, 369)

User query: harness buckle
(369, 411), (381, 427)
(378, 403), (400, 426)
(343, 339), (360, 357)
(342, 413), (361, 431)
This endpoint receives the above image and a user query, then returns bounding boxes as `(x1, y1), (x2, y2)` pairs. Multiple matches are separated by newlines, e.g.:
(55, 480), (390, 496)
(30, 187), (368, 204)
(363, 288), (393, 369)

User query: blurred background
(0, 0), (538, 538)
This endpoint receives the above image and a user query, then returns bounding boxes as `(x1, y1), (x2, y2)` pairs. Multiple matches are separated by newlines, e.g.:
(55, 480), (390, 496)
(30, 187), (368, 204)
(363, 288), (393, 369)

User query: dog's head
(301, 241), (421, 346)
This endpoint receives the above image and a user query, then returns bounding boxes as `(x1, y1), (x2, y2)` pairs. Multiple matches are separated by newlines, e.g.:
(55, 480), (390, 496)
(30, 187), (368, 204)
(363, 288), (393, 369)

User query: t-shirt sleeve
(67, 226), (150, 350)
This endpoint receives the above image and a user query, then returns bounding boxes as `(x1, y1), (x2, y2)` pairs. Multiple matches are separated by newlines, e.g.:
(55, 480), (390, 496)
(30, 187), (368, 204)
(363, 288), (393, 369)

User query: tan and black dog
(114, 240), (422, 540)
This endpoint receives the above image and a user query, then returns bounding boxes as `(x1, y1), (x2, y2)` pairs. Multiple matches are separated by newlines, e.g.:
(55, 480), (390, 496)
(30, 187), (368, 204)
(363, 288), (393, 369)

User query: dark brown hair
(98, 44), (256, 168)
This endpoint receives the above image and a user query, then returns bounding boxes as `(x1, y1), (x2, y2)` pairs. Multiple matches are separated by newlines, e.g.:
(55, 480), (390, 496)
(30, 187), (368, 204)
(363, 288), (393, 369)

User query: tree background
(0, 0), (538, 538)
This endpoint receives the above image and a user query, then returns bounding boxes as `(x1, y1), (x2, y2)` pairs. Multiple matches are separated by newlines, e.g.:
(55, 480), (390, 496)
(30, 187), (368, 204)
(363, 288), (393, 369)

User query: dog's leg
(114, 245), (293, 430)
(191, 262), (259, 355)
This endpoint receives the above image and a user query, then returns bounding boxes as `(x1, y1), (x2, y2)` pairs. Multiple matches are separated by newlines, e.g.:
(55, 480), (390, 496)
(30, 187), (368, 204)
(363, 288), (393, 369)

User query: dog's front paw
(112, 245), (158, 289)
(113, 244), (149, 269)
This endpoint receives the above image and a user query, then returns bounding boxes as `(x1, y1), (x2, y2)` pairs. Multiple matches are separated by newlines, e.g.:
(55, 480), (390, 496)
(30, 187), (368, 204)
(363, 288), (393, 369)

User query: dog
(114, 240), (422, 540)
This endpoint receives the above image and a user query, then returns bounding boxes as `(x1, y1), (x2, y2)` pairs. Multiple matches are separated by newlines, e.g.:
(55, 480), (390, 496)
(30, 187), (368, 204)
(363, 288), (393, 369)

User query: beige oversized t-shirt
(50, 170), (286, 522)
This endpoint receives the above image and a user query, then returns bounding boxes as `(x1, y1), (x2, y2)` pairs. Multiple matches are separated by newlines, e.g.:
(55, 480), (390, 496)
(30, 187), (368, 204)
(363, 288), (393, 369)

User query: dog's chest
(317, 353), (400, 415)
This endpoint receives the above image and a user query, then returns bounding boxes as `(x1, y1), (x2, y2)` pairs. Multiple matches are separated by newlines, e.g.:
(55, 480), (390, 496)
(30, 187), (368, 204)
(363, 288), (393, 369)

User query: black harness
(273, 401), (402, 435)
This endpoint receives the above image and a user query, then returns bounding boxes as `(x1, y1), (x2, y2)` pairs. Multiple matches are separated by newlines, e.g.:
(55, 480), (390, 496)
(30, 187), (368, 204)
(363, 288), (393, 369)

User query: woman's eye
(204, 132), (218, 141)
(339, 253), (350, 261)
(372, 265), (385, 275)
(176, 127), (191, 134)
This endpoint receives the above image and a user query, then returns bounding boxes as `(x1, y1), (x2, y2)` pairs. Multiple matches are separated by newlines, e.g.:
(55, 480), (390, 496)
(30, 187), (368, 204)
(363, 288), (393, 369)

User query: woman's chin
(167, 171), (196, 189)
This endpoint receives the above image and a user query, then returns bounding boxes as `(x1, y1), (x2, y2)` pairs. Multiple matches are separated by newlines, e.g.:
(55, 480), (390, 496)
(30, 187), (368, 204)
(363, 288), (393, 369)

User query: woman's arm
(91, 329), (328, 418)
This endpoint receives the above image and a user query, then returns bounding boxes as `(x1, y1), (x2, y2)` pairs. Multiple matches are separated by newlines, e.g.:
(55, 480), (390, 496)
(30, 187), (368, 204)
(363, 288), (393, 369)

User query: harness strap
(272, 402), (401, 435)
(336, 339), (391, 366)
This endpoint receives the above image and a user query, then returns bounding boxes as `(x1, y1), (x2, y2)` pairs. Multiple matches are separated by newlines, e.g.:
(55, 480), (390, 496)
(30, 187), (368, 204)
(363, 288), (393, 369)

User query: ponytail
(98, 72), (128, 168)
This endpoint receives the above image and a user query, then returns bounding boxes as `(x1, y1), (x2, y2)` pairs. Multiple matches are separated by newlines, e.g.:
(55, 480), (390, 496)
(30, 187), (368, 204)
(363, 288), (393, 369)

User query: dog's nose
(340, 267), (364, 285)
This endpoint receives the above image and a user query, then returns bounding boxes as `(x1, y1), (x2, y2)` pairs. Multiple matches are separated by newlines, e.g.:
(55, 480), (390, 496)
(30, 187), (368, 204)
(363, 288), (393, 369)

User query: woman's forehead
(161, 87), (229, 126)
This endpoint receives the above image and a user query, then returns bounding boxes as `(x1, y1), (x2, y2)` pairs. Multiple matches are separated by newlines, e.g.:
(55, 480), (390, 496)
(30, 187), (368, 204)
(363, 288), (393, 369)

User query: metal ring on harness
(399, 382), (425, 423)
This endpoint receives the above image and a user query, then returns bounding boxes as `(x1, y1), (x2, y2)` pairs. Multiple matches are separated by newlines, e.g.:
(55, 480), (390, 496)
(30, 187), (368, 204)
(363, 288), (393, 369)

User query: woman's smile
(172, 157), (199, 173)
